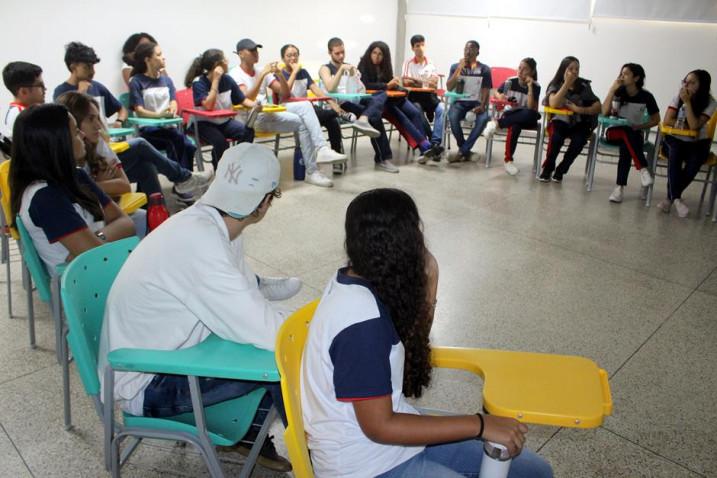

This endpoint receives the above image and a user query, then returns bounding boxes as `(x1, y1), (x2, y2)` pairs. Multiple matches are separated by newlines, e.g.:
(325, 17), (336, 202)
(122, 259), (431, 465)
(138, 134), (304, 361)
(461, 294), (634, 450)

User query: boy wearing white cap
(98, 143), (298, 472)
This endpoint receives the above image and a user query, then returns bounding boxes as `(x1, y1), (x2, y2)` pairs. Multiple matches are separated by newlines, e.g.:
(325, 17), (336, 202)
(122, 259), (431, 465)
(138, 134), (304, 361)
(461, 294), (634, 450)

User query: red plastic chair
(490, 67), (518, 91)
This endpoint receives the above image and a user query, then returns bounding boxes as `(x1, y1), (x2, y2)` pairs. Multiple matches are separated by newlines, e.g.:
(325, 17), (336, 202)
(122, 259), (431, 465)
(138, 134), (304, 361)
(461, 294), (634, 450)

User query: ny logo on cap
(225, 163), (242, 184)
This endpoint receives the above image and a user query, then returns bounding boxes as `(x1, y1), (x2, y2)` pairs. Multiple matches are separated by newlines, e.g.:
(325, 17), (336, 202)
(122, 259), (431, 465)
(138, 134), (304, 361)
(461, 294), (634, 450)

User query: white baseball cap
(200, 143), (280, 218)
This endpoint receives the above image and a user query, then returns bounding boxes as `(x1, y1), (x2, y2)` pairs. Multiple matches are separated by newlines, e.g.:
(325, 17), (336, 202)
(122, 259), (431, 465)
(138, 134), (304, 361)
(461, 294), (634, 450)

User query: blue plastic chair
(60, 237), (279, 477)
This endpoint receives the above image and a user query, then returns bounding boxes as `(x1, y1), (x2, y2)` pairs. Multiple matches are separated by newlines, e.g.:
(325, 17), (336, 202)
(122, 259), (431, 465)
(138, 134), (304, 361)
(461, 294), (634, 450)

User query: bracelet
(475, 413), (484, 439)
(95, 230), (107, 242)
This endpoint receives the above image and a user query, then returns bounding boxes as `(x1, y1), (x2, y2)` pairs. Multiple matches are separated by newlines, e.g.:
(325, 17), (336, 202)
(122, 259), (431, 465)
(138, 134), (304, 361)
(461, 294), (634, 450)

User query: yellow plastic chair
(233, 104), (293, 156)
(646, 111), (717, 219)
(109, 141), (130, 155)
(275, 301), (613, 477)
(0, 159), (18, 321)
(117, 192), (147, 215)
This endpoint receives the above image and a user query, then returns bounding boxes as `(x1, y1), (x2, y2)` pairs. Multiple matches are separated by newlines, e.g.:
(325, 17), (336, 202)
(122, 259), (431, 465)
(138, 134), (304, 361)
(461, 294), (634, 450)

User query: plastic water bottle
(479, 442), (512, 478)
(675, 108), (686, 130)
(147, 192), (170, 232)
(456, 78), (465, 94)
(293, 147), (305, 181)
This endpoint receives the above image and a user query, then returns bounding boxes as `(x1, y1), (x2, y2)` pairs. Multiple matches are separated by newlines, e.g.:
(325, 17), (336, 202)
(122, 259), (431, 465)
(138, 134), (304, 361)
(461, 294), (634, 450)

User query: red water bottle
(147, 192), (170, 232)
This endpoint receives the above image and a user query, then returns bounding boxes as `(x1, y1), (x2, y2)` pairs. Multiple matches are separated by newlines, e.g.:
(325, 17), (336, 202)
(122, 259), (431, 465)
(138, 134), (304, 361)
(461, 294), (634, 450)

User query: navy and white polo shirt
(19, 169), (110, 275)
(611, 87), (659, 126)
(448, 62), (492, 103)
(53, 81), (123, 120)
(129, 74), (176, 114)
(667, 94), (717, 142)
(276, 68), (314, 99)
(301, 268), (423, 478)
(498, 77), (541, 109)
(545, 78), (599, 125)
(192, 74), (246, 124)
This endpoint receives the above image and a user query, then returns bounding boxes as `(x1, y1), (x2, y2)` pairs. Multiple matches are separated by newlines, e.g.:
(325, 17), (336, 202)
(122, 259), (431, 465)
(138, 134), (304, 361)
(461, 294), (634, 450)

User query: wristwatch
(95, 230), (107, 242)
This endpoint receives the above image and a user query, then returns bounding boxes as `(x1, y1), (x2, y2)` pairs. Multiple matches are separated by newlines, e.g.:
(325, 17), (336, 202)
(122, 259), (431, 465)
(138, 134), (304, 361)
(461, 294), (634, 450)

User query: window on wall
(592, 0), (717, 24)
(406, 0), (591, 22)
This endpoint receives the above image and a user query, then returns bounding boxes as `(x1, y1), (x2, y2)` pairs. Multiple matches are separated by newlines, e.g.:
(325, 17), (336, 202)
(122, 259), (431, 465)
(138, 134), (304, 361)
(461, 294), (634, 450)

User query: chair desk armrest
(543, 106), (573, 116)
(659, 123), (698, 137)
(127, 117), (183, 127)
(185, 108), (236, 119)
(107, 334), (279, 381)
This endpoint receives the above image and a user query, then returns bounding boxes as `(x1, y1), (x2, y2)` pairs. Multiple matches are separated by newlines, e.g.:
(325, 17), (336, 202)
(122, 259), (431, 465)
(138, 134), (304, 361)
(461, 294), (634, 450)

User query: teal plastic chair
(15, 216), (72, 428)
(118, 92), (183, 129)
(60, 237), (279, 477)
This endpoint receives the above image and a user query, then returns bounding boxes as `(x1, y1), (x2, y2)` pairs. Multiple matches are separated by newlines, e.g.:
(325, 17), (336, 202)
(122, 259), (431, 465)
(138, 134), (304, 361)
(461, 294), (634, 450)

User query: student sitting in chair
(185, 48), (256, 169)
(229, 38), (346, 188)
(121, 32), (160, 88)
(446, 40), (492, 164)
(53, 42), (128, 129)
(402, 34), (445, 163)
(9, 104), (135, 275)
(2, 61), (45, 139)
(98, 143), (301, 473)
(301, 187), (553, 478)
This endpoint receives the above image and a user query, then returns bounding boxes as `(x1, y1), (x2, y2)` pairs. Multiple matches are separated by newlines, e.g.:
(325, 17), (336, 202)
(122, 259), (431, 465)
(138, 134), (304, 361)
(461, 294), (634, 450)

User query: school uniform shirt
(612, 87), (659, 126)
(128, 74), (176, 114)
(321, 62), (367, 98)
(2, 101), (26, 139)
(19, 169), (109, 276)
(273, 68), (315, 99)
(228, 65), (272, 121)
(402, 56), (437, 82)
(301, 268), (424, 478)
(97, 202), (290, 416)
(667, 94), (717, 142)
(53, 80), (123, 121)
(191, 74), (246, 125)
(448, 62), (492, 103)
(544, 79), (599, 126)
(498, 77), (541, 109)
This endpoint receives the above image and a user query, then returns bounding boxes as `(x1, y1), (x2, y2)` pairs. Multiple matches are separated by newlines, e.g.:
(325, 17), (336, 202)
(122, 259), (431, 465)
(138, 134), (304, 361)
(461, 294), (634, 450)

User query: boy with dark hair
(2, 61), (45, 138)
(402, 34), (444, 162)
(446, 40), (492, 163)
(53, 42), (128, 127)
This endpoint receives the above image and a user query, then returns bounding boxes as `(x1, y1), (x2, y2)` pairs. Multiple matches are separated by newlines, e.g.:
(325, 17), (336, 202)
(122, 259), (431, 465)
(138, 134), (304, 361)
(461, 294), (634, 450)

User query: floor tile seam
(608, 288), (697, 381)
(600, 425), (708, 477)
(0, 421), (35, 478)
(0, 363), (55, 388)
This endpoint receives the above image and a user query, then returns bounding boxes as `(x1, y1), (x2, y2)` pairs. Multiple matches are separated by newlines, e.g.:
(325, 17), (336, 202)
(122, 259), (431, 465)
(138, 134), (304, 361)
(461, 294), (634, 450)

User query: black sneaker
(231, 435), (292, 473)
(551, 172), (563, 183)
(538, 171), (551, 182)
(171, 186), (195, 205)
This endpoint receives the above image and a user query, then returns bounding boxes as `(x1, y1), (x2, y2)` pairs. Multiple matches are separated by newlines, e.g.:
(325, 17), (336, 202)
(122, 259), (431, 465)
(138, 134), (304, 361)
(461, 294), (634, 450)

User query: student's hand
(564, 100), (580, 113)
(610, 77), (623, 92)
(482, 415), (529, 457)
(111, 120), (123, 129)
(387, 77), (400, 89)
(77, 80), (92, 93)
(564, 69), (578, 87)
(210, 65), (224, 83)
(96, 165), (118, 182)
(525, 76), (534, 88)
(679, 87), (692, 103)
(169, 103), (178, 116)
(457, 58), (467, 72)
(473, 105), (485, 114)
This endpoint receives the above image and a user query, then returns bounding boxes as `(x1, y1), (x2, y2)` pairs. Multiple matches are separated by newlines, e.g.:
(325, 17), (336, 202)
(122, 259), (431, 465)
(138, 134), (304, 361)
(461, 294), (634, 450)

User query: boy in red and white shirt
(2, 61), (45, 139)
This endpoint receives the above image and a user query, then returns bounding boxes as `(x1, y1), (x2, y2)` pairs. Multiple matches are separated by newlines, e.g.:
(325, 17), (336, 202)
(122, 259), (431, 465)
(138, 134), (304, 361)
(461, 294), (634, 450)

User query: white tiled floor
(1, 134), (716, 477)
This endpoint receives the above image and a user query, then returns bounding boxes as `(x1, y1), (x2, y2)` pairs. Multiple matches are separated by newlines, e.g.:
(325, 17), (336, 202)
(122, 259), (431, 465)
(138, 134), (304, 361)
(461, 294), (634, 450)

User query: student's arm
(201, 67), (225, 110)
(115, 106), (129, 126)
(308, 82), (342, 113)
(122, 67), (132, 88)
(60, 199), (134, 261)
(93, 161), (131, 197)
(446, 61), (464, 91)
(526, 79), (538, 111)
(636, 112), (661, 130)
(352, 397), (527, 456)
(601, 77), (623, 116)
(663, 107), (677, 127)
(319, 64), (349, 93)
(244, 63), (276, 101)
(272, 70), (292, 101)
(680, 88), (712, 130)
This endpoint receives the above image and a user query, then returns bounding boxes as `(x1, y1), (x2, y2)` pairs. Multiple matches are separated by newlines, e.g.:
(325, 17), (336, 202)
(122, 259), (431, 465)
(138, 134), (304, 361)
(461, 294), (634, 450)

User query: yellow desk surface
(431, 347), (612, 428)
(118, 192), (147, 215)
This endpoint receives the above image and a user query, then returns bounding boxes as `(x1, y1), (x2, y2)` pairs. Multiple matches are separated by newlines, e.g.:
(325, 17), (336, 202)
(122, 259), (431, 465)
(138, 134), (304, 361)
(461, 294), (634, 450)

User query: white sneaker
(305, 170), (333, 187)
(639, 168), (653, 187)
(174, 170), (214, 195)
(352, 119), (381, 138)
(376, 160), (399, 173)
(259, 276), (302, 301)
(504, 161), (519, 176)
(657, 198), (672, 213)
(673, 198), (689, 218)
(246, 105), (262, 129)
(316, 146), (347, 164)
(609, 185), (624, 203)
(483, 120), (498, 139)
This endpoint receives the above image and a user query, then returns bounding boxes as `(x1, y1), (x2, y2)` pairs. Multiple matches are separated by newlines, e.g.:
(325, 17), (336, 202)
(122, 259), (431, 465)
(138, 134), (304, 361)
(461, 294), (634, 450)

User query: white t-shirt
(98, 202), (289, 415)
(402, 56), (437, 84)
(301, 269), (423, 477)
(668, 95), (717, 141)
(2, 103), (24, 139)
(228, 65), (272, 122)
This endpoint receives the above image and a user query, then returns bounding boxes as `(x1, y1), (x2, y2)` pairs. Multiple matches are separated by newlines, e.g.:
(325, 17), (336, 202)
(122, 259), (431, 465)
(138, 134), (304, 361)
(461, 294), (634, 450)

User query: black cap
(235, 39), (263, 52)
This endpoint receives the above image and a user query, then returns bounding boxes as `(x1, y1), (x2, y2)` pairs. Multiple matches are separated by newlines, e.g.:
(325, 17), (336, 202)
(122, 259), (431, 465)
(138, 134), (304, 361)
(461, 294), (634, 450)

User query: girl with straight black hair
(301, 188), (553, 478)
(9, 104), (134, 274)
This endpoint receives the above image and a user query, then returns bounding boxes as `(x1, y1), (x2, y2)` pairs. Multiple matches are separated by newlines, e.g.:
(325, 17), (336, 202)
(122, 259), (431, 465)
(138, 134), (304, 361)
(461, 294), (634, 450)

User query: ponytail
(129, 41), (157, 78)
(183, 49), (225, 88)
(184, 55), (204, 87)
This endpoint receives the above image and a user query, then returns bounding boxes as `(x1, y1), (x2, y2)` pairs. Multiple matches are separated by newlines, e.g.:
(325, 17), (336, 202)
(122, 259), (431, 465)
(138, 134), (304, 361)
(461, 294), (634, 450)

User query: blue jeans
(385, 97), (430, 153)
(449, 101), (490, 155)
(142, 375), (286, 435)
(376, 439), (553, 478)
(119, 138), (191, 196)
(341, 92), (392, 163)
(140, 126), (197, 170)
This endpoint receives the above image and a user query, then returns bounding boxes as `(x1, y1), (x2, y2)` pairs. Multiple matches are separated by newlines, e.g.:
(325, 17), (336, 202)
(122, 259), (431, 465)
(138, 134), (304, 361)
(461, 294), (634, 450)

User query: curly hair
(345, 188), (432, 398)
(357, 41), (394, 84)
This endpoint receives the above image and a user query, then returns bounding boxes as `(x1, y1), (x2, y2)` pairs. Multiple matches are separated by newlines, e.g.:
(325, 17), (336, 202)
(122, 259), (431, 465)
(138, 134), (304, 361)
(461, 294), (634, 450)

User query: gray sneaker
(174, 170), (214, 196)
(353, 119), (381, 138)
(376, 160), (399, 173)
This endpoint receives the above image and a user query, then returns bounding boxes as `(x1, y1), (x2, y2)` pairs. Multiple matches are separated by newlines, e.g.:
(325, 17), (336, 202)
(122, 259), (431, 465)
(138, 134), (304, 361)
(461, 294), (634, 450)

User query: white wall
(0, 0), (397, 108)
(403, 14), (717, 110)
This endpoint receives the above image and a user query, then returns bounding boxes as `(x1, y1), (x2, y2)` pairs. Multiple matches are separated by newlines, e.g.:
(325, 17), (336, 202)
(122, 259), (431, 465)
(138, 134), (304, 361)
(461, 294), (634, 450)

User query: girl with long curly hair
(301, 188), (553, 477)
